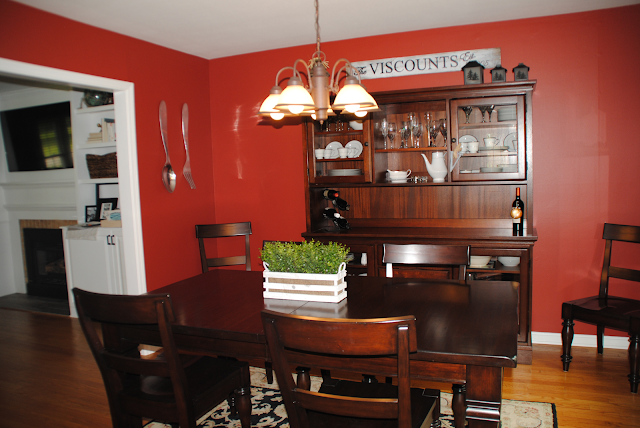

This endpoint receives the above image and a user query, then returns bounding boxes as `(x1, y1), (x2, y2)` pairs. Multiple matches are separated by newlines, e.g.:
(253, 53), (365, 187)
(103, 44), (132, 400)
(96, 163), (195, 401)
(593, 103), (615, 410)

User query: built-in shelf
(75, 104), (114, 114)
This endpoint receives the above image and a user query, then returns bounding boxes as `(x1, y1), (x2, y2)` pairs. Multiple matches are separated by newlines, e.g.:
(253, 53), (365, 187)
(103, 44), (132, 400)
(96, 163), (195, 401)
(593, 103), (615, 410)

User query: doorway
(0, 57), (147, 302)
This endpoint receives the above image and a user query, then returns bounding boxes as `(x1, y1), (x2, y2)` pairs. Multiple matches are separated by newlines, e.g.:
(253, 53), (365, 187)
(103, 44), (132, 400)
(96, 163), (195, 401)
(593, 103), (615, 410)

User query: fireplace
(23, 228), (68, 300)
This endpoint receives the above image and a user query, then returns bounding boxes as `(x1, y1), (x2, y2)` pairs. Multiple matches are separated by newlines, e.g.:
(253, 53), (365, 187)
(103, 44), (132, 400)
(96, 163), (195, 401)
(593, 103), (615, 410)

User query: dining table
(143, 269), (518, 428)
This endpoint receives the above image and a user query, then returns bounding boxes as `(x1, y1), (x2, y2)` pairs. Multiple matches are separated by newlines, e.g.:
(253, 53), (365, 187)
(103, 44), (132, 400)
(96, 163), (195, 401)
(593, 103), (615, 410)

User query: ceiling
(11, 0), (640, 60)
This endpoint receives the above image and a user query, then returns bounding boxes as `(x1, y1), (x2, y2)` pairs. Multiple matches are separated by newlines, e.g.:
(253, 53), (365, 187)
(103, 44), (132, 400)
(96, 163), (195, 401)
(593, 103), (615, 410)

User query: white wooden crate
(263, 262), (347, 303)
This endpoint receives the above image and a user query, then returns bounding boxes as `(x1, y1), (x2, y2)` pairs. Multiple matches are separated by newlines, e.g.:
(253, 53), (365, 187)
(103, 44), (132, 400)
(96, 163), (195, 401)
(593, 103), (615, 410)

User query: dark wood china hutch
(301, 81), (537, 363)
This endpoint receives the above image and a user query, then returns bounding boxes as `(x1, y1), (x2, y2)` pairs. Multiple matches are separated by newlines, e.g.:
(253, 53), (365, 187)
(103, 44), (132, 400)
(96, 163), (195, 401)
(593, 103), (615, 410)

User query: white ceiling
(11, 0), (640, 60)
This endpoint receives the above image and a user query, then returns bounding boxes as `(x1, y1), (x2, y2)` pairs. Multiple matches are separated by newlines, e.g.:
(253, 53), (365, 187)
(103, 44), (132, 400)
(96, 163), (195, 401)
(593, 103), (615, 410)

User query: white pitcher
(421, 152), (449, 182)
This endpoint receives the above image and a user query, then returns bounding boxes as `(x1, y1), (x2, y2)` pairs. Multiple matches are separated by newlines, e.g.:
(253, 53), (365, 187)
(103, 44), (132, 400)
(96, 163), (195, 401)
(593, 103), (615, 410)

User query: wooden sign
(351, 48), (501, 80)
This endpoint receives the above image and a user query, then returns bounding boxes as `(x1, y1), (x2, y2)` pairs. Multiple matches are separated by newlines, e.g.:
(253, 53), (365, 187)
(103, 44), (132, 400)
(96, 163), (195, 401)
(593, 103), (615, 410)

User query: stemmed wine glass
(387, 123), (397, 149)
(400, 121), (411, 149)
(485, 105), (495, 122)
(381, 118), (389, 149)
(411, 117), (423, 148)
(438, 119), (447, 147)
(428, 119), (439, 147)
(461, 106), (473, 124)
(477, 106), (488, 123)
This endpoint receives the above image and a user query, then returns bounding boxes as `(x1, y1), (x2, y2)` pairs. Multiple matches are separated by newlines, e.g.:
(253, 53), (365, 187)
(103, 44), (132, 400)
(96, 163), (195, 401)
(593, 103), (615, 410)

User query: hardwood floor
(1, 307), (638, 427)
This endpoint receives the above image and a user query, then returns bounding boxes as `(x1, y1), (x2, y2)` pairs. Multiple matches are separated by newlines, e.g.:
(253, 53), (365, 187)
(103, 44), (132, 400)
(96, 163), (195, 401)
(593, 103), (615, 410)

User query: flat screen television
(1, 101), (73, 172)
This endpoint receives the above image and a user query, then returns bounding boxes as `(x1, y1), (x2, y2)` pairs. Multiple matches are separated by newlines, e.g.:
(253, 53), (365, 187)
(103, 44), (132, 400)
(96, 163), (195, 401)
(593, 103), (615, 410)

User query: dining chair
(261, 309), (440, 428)
(561, 223), (640, 393)
(73, 288), (251, 428)
(383, 243), (470, 280)
(196, 222), (252, 273)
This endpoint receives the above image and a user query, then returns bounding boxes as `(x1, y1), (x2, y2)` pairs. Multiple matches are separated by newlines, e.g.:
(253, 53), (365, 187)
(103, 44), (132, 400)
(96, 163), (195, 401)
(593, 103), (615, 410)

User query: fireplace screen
(23, 228), (68, 300)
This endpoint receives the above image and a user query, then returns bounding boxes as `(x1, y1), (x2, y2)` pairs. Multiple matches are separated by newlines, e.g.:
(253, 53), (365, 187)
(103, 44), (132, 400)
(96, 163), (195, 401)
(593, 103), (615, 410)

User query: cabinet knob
(451, 138), (457, 143)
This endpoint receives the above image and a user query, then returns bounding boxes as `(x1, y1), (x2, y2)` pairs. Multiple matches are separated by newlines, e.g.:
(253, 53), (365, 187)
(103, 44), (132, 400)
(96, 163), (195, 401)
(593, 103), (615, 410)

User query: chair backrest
(383, 243), (469, 280)
(196, 222), (252, 273)
(261, 309), (417, 428)
(72, 288), (194, 426)
(599, 223), (640, 299)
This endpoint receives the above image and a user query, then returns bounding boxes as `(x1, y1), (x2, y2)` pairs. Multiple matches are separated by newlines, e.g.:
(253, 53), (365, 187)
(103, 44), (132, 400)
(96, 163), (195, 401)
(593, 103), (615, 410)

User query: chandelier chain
(315, 0), (321, 53)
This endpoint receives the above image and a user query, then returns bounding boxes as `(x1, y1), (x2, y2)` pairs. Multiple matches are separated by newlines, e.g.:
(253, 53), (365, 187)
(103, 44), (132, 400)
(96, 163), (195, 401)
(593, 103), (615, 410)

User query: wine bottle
(511, 187), (524, 236)
(323, 207), (350, 230)
(323, 188), (350, 211)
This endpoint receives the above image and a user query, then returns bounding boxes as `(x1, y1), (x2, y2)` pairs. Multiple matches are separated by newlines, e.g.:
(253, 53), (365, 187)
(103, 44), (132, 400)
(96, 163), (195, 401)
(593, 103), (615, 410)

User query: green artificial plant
(260, 240), (350, 275)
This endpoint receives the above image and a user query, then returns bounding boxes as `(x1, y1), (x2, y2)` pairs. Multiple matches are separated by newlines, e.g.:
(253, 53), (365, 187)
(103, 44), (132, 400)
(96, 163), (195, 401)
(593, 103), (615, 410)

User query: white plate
(345, 140), (363, 157)
(324, 141), (343, 159)
(458, 134), (478, 143)
(503, 133), (517, 151)
(479, 146), (508, 151)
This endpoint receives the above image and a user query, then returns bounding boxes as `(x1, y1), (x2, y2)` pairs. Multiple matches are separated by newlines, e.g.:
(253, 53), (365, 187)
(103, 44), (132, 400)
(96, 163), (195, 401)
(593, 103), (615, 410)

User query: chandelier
(259, 0), (379, 123)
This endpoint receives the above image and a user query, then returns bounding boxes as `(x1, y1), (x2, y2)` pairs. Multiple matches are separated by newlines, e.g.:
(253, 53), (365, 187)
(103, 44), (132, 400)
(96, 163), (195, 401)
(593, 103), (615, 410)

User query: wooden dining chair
(73, 288), (251, 428)
(561, 223), (640, 393)
(196, 222), (252, 273)
(261, 309), (440, 428)
(383, 243), (470, 280)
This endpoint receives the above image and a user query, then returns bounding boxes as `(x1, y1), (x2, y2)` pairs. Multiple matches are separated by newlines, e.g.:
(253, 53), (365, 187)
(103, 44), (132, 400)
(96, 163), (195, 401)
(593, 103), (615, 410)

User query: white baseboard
(532, 332), (630, 349)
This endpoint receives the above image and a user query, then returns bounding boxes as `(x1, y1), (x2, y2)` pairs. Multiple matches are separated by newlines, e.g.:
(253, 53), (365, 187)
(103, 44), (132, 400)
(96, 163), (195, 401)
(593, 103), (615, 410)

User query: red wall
(0, 0), (216, 288)
(209, 5), (640, 336)
(1, 0), (639, 336)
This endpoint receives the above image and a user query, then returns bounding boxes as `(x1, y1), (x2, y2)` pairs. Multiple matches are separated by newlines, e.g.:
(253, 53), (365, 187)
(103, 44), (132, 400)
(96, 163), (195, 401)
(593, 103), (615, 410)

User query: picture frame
(85, 205), (98, 223)
(97, 198), (118, 220)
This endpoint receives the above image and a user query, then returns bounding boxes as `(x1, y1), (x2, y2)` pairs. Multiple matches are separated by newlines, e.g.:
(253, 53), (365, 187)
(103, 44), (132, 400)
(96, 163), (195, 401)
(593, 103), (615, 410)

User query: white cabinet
(62, 226), (126, 317)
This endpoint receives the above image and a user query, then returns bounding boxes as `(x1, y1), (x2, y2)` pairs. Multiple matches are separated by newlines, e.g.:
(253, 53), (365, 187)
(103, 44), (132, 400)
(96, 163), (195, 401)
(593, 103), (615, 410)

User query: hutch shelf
(301, 81), (537, 363)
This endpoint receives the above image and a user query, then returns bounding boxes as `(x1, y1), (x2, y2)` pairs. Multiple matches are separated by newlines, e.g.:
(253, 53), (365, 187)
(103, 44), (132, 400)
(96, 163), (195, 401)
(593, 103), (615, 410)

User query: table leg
(296, 366), (311, 390)
(451, 383), (466, 428)
(465, 365), (503, 428)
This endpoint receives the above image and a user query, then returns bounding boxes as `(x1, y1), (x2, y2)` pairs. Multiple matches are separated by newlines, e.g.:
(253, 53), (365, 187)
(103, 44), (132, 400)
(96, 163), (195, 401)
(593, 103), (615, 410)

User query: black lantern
(490, 65), (507, 83)
(513, 63), (530, 81)
(461, 61), (484, 85)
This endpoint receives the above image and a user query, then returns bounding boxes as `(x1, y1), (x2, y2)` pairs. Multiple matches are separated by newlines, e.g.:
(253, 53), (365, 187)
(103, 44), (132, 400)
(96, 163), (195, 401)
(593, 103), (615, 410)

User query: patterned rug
(144, 367), (557, 428)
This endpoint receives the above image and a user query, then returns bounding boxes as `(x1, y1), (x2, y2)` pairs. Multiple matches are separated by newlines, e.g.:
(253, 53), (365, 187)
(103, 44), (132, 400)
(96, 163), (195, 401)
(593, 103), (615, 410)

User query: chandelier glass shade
(258, 0), (378, 122)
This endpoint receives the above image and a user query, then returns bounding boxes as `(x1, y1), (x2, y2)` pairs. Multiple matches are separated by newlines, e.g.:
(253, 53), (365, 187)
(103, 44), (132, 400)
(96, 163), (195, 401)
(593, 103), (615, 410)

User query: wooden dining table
(144, 269), (518, 428)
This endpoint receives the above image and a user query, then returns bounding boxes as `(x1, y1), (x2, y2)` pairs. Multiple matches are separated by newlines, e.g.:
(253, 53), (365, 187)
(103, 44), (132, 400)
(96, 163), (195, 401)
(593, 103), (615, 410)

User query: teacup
(348, 148), (357, 158)
(324, 148), (334, 158)
(460, 142), (469, 152)
(468, 142), (479, 153)
(338, 148), (349, 158)
(314, 148), (324, 159)
(483, 137), (497, 147)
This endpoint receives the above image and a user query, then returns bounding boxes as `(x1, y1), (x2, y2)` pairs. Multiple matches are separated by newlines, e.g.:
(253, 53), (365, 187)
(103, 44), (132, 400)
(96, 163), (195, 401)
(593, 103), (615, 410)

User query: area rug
(144, 367), (557, 428)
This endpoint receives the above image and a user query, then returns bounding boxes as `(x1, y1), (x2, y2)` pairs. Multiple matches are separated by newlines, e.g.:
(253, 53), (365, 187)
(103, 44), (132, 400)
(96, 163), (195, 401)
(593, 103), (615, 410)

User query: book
(101, 118), (116, 142)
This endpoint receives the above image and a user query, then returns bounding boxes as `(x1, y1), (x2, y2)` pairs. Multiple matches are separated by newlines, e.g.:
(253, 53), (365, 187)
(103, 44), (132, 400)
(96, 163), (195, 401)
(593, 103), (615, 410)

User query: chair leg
(561, 318), (575, 371)
(265, 362), (274, 384)
(629, 333), (640, 394)
(597, 325), (605, 355)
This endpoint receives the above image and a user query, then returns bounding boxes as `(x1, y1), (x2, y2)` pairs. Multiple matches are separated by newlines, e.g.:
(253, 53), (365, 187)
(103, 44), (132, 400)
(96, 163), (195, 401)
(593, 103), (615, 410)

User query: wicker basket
(86, 152), (118, 179)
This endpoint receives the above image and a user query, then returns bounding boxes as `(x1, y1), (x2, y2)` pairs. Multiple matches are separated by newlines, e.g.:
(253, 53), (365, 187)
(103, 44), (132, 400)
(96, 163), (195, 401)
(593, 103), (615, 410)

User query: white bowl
(388, 170), (410, 178)
(498, 256), (520, 266)
(469, 255), (491, 267)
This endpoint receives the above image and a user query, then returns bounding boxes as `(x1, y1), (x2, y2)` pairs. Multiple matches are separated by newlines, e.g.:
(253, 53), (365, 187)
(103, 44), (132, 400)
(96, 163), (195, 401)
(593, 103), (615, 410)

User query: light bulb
(345, 104), (360, 113)
(354, 110), (367, 117)
(289, 105), (304, 114)
(270, 112), (284, 120)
